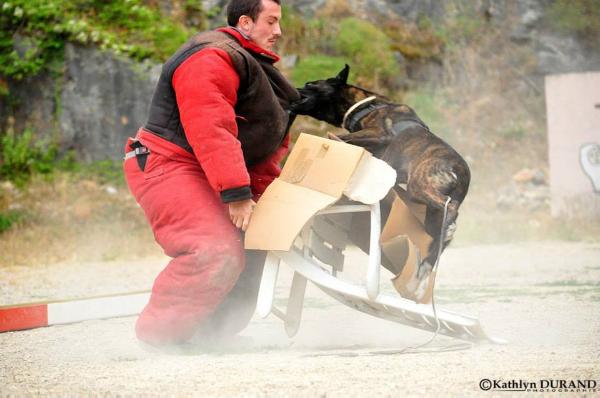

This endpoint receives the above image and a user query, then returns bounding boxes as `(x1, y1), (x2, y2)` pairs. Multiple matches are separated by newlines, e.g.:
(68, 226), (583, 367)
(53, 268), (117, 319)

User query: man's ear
(336, 64), (350, 84)
(237, 15), (254, 34)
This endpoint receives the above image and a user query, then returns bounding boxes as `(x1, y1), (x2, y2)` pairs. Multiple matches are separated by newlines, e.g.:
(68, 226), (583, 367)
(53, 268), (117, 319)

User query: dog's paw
(404, 275), (420, 300)
(403, 261), (433, 301)
(327, 132), (344, 142)
(413, 277), (430, 302)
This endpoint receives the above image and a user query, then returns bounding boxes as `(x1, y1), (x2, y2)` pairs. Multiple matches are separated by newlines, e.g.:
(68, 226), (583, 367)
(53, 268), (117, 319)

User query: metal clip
(134, 147), (150, 156)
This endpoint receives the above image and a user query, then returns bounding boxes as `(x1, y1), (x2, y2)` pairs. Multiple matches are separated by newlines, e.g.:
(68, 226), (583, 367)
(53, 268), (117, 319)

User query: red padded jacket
(171, 27), (291, 202)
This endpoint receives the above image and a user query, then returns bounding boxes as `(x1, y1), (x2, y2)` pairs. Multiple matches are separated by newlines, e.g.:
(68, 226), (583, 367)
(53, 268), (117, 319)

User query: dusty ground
(1, 241), (599, 396)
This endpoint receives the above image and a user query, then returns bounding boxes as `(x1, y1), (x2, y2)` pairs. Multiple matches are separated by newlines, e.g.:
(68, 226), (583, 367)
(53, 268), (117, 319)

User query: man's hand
(228, 198), (256, 231)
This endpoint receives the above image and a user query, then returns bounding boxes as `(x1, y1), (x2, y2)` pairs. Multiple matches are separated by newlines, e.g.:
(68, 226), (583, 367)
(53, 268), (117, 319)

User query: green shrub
(546, 0), (600, 43)
(0, 129), (59, 185)
(432, 5), (484, 50)
(0, 128), (125, 187)
(0, 209), (25, 234)
(334, 18), (398, 87)
(303, 17), (338, 54)
(278, 5), (306, 55)
(291, 54), (350, 86)
(0, 0), (197, 80)
(383, 19), (443, 60)
(498, 121), (527, 140)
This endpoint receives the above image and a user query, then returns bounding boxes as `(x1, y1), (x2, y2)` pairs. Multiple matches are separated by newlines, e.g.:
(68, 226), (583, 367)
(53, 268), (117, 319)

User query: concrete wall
(545, 72), (600, 218)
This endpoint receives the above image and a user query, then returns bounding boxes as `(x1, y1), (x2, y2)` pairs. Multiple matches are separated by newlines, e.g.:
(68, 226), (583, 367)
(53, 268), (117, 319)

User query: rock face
(286, 0), (445, 21)
(1, 0), (599, 162)
(59, 44), (160, 162)
(1, 44), (161, 162)
(0, 71), (58, 141)
(498, 0), (600, 76)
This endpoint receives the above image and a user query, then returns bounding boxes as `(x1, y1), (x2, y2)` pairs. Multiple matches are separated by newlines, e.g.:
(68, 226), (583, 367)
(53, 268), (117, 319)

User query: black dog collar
(391, 118), (431, 135)
(343, 96), (388, 132)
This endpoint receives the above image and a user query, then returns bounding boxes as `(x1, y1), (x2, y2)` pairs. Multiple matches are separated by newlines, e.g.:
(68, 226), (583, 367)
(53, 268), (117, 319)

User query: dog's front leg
(339, 128), (392, 153)
(340, 127), (387, 141)
(327, 132), (343, 141)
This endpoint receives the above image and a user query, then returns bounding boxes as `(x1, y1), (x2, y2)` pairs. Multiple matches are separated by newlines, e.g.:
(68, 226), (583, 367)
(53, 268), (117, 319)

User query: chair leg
(256, 252), (280, 318)
(284, 272), (308, 338)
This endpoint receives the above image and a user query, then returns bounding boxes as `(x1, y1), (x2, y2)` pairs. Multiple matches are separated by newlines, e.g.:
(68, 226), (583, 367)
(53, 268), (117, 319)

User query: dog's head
(290, 65), (353, 127)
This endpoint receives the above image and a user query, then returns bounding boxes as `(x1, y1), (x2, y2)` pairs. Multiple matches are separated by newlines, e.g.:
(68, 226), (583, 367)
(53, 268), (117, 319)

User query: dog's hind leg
(405, 183), (460, 301)
(407, 160), (461, 234)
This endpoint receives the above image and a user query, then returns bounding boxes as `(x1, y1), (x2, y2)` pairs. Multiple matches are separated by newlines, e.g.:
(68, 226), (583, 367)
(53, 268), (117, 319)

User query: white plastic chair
(256, 200), (500, 343)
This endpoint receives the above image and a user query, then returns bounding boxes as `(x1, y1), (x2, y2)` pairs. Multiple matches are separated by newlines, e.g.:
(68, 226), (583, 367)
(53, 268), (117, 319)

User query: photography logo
(479, 379), (597, 393)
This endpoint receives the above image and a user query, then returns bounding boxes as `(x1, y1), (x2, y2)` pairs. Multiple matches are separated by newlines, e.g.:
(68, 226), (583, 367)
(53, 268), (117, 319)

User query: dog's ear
(336, 64), (350, 84)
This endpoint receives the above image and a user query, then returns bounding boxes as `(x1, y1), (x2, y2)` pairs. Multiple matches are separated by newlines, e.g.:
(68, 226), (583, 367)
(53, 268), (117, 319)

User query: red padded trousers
(124, 130), (262, 345)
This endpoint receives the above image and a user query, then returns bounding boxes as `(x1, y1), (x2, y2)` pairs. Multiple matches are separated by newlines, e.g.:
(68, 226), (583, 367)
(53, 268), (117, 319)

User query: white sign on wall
(545, 72), (600, 218)
(580, 143), (600, 193)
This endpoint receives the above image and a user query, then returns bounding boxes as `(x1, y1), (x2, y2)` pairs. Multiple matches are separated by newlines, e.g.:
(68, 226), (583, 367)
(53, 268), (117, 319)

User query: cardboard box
(380, 188), (436, 304)
(245, 133), (395, 250)
(245, 133), (435, 303)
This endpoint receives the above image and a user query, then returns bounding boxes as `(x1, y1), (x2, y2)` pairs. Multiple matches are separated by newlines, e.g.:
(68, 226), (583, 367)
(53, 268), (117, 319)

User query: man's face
(239, 0), (282, 51)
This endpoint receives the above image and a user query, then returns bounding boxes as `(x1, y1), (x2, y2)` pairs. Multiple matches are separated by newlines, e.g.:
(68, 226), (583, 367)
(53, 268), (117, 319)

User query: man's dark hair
(227, 0), (280, 26)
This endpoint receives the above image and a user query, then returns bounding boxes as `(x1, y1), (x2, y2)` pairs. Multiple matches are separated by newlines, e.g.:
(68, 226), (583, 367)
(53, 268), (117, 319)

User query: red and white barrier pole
(0, 291), (150, 333)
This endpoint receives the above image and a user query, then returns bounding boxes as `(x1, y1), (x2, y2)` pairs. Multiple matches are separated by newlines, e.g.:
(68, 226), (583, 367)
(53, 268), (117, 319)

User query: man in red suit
(123, 0), (299, 346)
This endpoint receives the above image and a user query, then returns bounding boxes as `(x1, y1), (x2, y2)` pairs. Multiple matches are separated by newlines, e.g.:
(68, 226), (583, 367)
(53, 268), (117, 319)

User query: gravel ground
(1, 241), (599, 396)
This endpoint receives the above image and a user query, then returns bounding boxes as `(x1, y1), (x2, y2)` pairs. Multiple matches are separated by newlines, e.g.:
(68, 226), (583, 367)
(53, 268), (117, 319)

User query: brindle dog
(290, 65), (471, 300)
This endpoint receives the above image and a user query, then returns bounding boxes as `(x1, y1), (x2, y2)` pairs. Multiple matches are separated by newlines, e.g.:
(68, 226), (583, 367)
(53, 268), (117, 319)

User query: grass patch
(0, 172), (160, 267)
(402, 88), (451, 138)
(66, 158), (125, 187)
(291, 54), (349, 86)
(0, 129), (142, 265)
(0, 209), (25, 233)
(335, 17), (399, 88)
(498, 120), (527, 140)
(0, 129), (124, 188)
(545, 0), (600, 45)
(0, 129), (62, 186)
